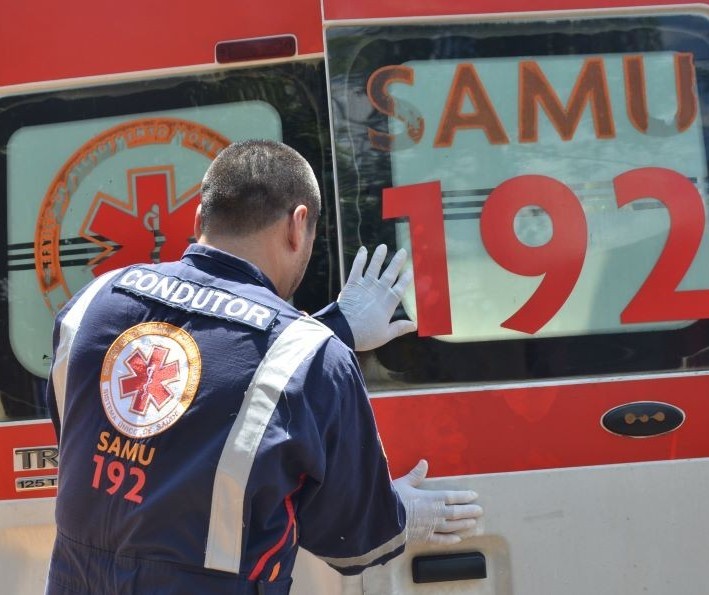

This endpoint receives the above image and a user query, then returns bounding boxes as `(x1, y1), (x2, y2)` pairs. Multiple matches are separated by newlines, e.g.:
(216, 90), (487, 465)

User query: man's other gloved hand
(393, 460), (483, 545)
(337, 244), (417, 352)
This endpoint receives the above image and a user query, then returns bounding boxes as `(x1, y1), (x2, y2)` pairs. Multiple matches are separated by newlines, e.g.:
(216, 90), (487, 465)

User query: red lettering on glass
(383, 168), (706, 335)
(616, 167), (709, 323)
(480, 175), (587, 334)
(382, 181), (452, 336)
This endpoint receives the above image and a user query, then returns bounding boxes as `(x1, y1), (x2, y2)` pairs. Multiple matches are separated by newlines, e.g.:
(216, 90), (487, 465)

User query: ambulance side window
(0, 61), (335, 421)
(326, 14), (709, 390)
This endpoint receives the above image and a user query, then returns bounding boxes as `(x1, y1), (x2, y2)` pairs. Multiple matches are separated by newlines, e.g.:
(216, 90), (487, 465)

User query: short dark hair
(199, 140), (321, 236)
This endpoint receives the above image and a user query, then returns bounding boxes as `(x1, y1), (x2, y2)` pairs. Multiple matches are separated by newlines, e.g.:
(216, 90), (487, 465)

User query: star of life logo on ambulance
(34, 117), (231, 315)
(101, 322), (201, 438)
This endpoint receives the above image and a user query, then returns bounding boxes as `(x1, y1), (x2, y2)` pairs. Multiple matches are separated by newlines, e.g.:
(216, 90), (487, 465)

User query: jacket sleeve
(295, 342), (406, 574)
(44, 295), (77, 444)
(312, 303), (355, 350)
(44, 274), (112, 444)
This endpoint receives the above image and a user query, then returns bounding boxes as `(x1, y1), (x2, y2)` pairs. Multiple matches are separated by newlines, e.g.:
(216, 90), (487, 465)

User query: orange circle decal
(34, 117), (231, 313)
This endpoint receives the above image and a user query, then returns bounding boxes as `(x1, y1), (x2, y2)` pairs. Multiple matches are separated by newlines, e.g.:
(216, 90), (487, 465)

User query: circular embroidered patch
(100, 321), (201, 438)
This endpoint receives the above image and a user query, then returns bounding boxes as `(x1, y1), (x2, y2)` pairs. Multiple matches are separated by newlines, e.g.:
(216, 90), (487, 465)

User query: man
(45, 140), (482, 594)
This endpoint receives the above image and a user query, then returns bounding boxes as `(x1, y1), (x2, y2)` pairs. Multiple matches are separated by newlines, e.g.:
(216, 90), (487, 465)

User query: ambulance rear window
(0, 61), (336, 420)
(326, 13), (709, 388)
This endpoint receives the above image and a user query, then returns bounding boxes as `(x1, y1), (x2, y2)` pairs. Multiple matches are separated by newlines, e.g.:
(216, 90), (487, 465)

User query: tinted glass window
(1, 61), (335, 420)
(326, 14), (709, 389)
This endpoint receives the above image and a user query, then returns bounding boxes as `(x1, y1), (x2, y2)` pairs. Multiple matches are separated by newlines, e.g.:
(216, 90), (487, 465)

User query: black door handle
(412, 551), (487, 584)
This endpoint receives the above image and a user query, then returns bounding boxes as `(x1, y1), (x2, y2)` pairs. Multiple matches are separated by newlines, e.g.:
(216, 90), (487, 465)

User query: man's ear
(194, 203), (203, 240)
(287, 205), (309, 251)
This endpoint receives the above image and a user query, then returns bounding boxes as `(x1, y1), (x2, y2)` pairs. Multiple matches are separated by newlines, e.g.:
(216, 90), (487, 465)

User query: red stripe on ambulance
(372, 374), (709, 478)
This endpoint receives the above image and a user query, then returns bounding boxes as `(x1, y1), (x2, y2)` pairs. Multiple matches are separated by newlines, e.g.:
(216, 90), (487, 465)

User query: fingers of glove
(443, 502), (484, 521)
(405, 459), (429, 487)
(435, 517), (479, 534)
(387, 319), (418, 340)
(389, 267), (414, 301)
(345, 246), (368, 286)
(394, 459), (428, 490)
(379, 248), (408, 287)
(363, 244), (387, 281)
(426, 532), (463, 546)
(452, 525), (479, 542)
(443, 489), (479, 505)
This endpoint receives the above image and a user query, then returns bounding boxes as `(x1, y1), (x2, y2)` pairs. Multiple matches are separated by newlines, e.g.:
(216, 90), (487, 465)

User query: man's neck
(197, 227), (287, 297)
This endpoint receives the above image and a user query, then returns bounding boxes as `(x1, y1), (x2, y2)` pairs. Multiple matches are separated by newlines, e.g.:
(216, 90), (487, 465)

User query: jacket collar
(181, 243), (278, 294)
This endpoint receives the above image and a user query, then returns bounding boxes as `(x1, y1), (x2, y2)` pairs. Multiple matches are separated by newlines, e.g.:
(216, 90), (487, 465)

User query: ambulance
(1, 0), (708, 593)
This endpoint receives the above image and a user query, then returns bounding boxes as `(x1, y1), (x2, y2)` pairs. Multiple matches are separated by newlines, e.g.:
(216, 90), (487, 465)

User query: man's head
(199, 140), (321, 237)
(195, 140), (321, 299)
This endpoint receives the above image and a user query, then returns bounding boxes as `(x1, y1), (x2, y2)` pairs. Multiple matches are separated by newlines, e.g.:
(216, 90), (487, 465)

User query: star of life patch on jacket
(114, 267), (278, 330)
(101, 321), (201, 438)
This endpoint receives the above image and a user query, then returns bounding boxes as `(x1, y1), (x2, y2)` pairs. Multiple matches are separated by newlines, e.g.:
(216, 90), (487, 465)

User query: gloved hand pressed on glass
(337, 244), (417, 352)
(393, 459), (483, 546)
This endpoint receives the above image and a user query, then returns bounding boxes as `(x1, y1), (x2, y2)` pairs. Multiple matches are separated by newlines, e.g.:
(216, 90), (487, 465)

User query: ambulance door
(326, 10), (709, 594)
(0, 60), (341, 594)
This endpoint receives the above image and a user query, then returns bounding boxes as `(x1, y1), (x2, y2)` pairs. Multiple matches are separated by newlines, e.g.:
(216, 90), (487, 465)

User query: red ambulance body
(1, 0), (708, 592)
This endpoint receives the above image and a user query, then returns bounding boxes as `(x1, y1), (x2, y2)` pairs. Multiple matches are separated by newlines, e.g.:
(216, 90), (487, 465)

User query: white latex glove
(337, 244), (417, 352)
(393, 459), (483, 546)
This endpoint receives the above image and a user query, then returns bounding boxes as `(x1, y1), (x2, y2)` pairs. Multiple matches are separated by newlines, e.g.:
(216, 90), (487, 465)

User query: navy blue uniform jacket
(45, 244), (406, 595)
